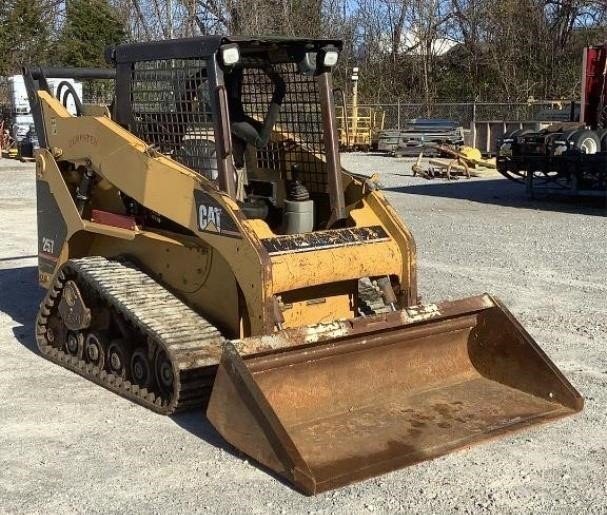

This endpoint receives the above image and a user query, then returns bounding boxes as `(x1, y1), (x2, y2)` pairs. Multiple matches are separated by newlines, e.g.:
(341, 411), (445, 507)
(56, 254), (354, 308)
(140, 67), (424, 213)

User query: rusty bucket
(207, 295), (583, 495)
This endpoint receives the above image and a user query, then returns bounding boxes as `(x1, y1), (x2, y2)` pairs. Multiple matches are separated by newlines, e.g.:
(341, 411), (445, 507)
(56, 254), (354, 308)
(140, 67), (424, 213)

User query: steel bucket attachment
(207, 294), (583, 495)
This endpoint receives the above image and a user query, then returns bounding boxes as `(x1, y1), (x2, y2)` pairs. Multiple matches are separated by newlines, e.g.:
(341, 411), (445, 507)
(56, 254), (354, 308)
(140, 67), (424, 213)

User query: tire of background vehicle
(595, 128), (607, 140)
(515, 129), (534, 139)
(567, 129), (600, 154)
(549, 129), (575, 157)
(502, 129), (521, 140)
(500, 128), (529, 150)
(503, 129), (533, 153)
(498, 130), (518, 153)
(595, 128), (607, 151)
(561, 128), (580, 141)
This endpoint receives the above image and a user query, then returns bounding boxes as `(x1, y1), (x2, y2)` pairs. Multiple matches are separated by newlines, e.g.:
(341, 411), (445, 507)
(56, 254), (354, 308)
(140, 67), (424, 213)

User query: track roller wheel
(155, 350), (174, 396)
(85, 331), (108, 370)
(44, 314), (64, 348)
(45, 326), (57, 345)
(131, 348), (153, 388)
(65, 331), (84, 358)
(107, 340), (130, 379)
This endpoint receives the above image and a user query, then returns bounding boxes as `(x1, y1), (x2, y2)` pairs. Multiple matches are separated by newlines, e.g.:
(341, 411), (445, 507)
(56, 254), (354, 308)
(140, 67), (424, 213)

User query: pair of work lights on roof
(220, 44), (340, 70)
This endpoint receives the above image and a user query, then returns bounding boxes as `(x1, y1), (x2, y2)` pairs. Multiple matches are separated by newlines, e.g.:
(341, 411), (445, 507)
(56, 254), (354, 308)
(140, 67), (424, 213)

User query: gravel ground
(0, 154), (606, 514)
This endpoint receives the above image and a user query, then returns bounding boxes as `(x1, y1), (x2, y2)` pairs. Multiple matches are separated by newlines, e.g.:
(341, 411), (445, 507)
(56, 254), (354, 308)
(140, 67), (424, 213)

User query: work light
(221, 44), (240, 66)
(323, 49), (339, 67)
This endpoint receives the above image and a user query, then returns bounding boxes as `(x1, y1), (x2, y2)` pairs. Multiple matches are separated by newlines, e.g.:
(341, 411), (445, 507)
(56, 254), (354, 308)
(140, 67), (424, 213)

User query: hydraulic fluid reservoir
(283, 199), (314, 234)
(283, 180), (314, 234)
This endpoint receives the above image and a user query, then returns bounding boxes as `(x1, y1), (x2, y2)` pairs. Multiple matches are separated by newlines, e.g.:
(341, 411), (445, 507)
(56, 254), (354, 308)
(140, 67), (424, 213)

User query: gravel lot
(1, 154), (606, 513)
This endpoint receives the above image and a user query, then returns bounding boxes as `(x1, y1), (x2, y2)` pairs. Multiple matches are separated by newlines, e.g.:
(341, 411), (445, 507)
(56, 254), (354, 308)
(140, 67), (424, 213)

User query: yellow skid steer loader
(25, 36), (582, 495)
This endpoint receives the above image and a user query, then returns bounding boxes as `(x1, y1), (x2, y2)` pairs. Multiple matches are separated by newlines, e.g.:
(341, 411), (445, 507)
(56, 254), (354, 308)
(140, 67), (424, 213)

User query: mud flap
(206, 294), (583, 495)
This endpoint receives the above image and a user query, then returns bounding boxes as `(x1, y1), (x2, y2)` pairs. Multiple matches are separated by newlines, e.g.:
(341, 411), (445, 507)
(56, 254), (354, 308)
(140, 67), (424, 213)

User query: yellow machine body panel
(35, 91), (416, 337)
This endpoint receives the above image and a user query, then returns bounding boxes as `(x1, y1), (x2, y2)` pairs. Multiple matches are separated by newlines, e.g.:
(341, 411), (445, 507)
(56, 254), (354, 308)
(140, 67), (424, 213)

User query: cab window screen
(240, 62), (327, 194)
(130, 58), (218, 182)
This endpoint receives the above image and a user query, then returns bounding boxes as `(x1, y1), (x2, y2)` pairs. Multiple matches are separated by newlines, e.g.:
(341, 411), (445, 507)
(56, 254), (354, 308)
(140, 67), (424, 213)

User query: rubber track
(35, 256), (226, 415)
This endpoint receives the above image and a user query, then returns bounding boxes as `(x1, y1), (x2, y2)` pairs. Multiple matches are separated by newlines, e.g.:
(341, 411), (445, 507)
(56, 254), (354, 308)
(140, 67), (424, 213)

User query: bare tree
(4, 0), (606, 103)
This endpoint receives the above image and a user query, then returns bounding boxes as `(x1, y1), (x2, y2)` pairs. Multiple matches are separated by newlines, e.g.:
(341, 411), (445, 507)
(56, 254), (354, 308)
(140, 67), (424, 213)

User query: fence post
(471, 101), (477, 148)
(397, 100), (401, 131)
(471, 122), (477, 150)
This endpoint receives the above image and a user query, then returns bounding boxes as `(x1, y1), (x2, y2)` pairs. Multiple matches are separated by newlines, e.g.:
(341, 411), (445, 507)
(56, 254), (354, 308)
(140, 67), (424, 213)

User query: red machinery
(581, 43), (607, 129)
(497, 44), (607, 197)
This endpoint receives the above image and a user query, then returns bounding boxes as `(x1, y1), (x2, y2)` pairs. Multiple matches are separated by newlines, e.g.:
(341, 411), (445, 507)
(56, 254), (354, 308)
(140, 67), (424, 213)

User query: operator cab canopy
(108, 36), (346, 232)
(107, 35), (342, 63)
(108, 35), (342, 159)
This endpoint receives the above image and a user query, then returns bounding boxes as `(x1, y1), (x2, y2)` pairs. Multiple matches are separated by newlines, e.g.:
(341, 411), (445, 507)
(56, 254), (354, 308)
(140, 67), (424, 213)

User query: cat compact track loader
(25, 36), (583, 495)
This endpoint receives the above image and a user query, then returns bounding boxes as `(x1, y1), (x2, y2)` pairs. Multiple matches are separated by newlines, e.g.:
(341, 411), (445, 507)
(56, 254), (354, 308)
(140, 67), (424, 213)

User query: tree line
(1, 0), (606, 103)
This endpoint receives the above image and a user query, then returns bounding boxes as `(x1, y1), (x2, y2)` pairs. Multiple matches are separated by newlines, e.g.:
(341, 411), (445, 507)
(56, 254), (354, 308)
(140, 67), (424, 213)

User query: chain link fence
(0, 78), (575, 155)
(0, 79), (575, 130)
(355, 101), (575, 131)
